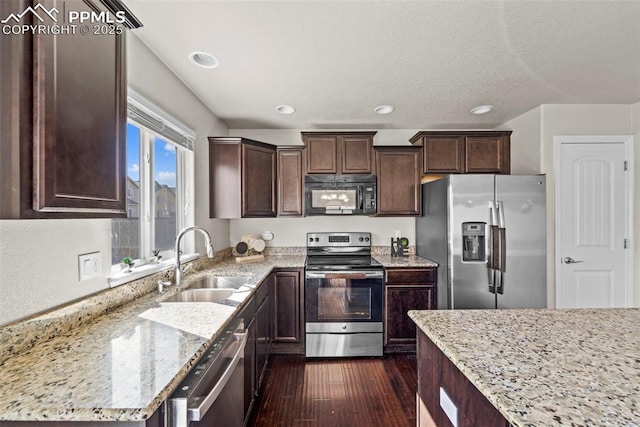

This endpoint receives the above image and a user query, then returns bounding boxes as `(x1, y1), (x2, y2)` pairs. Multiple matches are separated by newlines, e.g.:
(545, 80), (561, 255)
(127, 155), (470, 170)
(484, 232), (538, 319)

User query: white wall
(230, 217), (415, 248)
(505, 104), (635, 308)
(541, 104), (633, 308)
(633, 101), (640, 306)
(127, 34), (230, 252)
(0, 34), (228, 326)
(0, 220), (112, 325)
(497, 106), (542, 174)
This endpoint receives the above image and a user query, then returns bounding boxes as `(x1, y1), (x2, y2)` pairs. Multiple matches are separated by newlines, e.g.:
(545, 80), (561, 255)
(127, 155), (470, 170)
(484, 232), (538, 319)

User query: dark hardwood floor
(250, 353), (417, 427)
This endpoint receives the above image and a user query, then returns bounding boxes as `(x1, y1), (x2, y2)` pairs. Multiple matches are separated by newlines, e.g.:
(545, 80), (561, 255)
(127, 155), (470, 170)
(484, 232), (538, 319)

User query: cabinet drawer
(385, 268), (434, 284)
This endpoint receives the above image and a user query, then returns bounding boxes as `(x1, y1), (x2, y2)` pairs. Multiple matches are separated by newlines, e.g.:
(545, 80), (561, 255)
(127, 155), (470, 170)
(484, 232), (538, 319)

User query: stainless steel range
(305, 232), (383, 357)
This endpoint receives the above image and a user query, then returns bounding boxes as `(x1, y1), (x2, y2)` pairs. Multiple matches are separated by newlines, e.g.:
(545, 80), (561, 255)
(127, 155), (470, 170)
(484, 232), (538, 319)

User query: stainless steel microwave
(304, 174), (376, 215)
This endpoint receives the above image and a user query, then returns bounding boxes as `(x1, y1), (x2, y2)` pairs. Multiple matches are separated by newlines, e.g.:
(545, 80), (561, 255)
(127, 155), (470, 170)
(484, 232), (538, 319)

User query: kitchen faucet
(174, 226), (215, 286)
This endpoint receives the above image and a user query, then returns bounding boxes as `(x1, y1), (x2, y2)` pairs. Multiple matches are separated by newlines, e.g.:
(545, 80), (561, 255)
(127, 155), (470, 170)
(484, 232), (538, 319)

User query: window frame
(109, 91), (195, 285)
(137, 125), (188, 260)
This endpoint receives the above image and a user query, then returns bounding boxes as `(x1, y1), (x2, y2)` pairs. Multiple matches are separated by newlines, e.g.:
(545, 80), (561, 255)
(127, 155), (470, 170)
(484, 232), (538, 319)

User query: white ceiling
(125, 0), (640, 130)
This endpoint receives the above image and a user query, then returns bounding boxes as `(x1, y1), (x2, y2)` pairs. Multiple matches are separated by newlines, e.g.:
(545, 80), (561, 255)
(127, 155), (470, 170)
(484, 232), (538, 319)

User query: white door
(555, 136), (633, 308)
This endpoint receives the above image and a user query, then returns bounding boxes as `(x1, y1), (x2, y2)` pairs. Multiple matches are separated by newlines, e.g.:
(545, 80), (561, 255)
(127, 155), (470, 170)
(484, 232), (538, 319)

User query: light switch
(78, 252), (102, 281)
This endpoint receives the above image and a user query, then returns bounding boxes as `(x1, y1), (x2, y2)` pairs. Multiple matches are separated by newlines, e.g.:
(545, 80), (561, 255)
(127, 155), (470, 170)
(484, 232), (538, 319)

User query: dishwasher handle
(188, 330), (248, 422)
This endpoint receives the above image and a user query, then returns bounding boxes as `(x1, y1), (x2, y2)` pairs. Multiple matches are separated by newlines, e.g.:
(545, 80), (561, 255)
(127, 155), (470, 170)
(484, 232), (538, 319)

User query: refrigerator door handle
(489, 269), (497, 293)
(497, 200), (506, 229)
(490, 225), (501, 274)
(495, 228), (506, 294)
(497, 201), (506, 294)
(489, 200), (499, 227)
(499, 227), (507, 273)
(487, 200), (500, 294)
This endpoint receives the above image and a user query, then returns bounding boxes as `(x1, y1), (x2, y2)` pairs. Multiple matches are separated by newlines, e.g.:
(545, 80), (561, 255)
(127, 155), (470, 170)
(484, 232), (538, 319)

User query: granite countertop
(408, 308), (640, 427)
(374, 254), (438, 268)
(0, 255), (305, 422)
(0, 251), (435, 422)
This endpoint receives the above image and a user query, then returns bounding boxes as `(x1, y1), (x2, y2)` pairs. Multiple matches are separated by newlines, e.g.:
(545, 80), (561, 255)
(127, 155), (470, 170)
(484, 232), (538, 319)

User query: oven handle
(305, 270), (384, 279)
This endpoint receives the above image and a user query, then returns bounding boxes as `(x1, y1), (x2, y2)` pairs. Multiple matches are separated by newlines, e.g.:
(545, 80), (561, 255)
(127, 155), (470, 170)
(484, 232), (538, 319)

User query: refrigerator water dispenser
(462, 222), (486, 262)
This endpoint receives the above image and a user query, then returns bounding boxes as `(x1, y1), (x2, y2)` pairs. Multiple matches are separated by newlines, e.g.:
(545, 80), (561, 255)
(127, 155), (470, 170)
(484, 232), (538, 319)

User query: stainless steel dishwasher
(168, 319), (247, 427)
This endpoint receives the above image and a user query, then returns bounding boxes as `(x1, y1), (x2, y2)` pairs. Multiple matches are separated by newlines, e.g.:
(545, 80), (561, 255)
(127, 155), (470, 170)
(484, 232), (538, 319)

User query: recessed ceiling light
(470, 105), (494, 115)
(374, 105), (394, 115)
(275, 105), (295, 114)
(188, 51), (219, 69)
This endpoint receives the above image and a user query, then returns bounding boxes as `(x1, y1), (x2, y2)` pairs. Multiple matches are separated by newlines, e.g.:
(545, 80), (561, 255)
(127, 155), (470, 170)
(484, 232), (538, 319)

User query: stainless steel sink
(186, 276), (253, 289)
(163, 288), (234, 303)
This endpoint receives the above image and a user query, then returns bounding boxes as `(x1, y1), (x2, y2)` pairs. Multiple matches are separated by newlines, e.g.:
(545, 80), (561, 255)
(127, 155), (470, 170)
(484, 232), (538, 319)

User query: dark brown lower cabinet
(239, 273), (273, 425)
(255, 275), (272, 387)
(384, 268), (436, 353)
(417, 332), (508, 427)
(238, 297), (257, 425)
(271, 269), (305, 354)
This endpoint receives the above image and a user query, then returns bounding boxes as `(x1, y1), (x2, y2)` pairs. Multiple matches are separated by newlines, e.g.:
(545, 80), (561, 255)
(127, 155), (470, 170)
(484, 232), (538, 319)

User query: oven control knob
(365, 237), (370, 242)
(342, 325), (347, 330)
(359, 237), (364, 242)
(309, 237), (314, 242)
(315, 237), (319, 242)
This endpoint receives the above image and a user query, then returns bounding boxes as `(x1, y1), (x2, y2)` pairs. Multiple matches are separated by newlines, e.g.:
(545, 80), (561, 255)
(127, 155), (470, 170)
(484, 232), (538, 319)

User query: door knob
(563, 257), (584, 264)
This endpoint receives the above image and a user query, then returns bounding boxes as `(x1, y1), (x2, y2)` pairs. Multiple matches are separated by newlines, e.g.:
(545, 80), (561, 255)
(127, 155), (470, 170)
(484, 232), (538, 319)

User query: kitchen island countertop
(408, 308), (640, 427)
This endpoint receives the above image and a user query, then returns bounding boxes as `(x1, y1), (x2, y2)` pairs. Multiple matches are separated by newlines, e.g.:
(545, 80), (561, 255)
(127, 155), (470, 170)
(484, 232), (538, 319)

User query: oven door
(305, 270), (383, 323)
(305, 269), (383, 357)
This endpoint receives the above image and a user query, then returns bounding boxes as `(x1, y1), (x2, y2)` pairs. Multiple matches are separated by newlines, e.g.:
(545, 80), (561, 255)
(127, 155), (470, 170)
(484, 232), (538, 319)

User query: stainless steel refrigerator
(416, 174), (546, 309)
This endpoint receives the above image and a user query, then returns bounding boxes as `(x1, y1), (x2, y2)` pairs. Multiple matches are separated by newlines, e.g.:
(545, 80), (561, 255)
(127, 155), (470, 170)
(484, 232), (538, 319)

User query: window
(111, 90), (194, 267)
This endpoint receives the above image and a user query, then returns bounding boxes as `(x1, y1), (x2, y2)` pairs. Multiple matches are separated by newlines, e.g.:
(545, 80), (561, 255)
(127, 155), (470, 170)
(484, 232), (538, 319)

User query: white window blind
(127, 89), (195, 151)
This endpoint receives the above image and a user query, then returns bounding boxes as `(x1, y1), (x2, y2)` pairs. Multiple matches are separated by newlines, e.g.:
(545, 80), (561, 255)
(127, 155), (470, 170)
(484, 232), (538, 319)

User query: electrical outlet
(78, 252), (102, 281)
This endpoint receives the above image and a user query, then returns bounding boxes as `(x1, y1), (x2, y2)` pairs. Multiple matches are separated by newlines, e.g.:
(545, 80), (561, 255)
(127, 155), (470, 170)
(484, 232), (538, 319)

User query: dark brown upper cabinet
(277, 146), (305, 217)
(0, 0), (141, 219)
(209, 137), (277, 218)
(301, 132), (376, 174)
(410, 131), (512, 175)
(374, 146), (422, 216)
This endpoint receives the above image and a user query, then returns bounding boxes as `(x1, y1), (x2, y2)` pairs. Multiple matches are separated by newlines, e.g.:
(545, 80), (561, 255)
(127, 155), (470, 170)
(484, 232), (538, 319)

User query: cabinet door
(273, 271), (302, 343)
(465, 136), (510, 174)
(1, 0), (128, 218)
(305, 136), (338, 173)
(255, 295), (270, 389)
(277, 148), (304, 216)
(242, 144), (276, 217)
(422, 136), (465, 174)
(385, 285), (435, 346)
(375, 147), (421, 216)
(340, 135), (373, 173)
(209, 142), (242, 218)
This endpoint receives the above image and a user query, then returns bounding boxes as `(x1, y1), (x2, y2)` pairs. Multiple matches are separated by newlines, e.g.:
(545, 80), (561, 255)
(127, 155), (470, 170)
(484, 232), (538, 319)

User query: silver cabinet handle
(563, 257), (584, 264)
